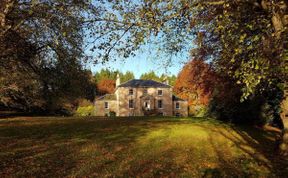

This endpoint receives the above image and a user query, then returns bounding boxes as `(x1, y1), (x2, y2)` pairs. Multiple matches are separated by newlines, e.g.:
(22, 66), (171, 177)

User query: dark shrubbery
(207, 78), (284, 127)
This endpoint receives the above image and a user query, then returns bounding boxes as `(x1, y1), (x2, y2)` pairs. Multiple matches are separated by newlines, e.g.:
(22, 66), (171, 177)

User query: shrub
(109, 111), (116, 117)
(75, 105), (94, 116)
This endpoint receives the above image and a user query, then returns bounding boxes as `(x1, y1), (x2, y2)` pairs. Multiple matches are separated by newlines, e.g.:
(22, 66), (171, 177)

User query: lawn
(0, 117), (287, 177)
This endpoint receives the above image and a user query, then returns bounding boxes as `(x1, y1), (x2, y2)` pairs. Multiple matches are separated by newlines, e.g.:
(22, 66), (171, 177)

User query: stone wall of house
(173, 101), (188, 117)
(117, 87), (173, 116)
(94, 100), (117, 116)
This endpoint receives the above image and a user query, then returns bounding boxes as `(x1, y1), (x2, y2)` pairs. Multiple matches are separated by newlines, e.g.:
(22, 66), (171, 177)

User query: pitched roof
(96, 94), (116, 100)
(118, 79), (171, 88)
(173, 95), (186, 101)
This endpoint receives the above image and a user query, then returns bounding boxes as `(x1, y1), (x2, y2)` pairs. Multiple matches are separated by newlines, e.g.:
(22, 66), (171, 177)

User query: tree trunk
(280, 119), (288, 156)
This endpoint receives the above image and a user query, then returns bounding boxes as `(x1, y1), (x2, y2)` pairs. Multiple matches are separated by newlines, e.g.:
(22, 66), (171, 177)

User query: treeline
(94, 69), (177, 95)
(173, 59), (284, 127)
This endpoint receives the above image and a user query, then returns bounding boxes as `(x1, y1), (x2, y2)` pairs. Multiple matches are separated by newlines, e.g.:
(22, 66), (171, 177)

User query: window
(143, 89), (148, 95)
(104, 102), (109, 109)
(158, 100), (163, 109)
(129, 99), (134, 108)
(175, 113), (180, 117)
(175, 102), (180, 109)
(129, 89), (133, 95)
(158, 90), (163, 96)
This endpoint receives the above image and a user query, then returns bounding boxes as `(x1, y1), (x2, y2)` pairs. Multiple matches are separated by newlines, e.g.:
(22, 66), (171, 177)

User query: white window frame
(129, 99), (134, 109)
(158, 89), (163, 96)
(104, 102), (109, 109)
(175, 102), (180, 109)
(158, 99), (163, 109)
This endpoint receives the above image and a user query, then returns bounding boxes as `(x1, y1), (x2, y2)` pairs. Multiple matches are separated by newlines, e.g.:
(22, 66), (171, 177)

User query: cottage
(94, 74), (188, 117)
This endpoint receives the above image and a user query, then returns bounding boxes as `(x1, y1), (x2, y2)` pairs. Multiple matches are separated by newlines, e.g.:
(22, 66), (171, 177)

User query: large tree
(0, 0), (97, 112)
(174, 59), (216, 115)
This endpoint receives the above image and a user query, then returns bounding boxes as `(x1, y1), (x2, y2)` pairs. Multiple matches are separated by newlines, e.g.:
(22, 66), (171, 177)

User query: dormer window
(143, 89), (148, 95)
(158, 90), (163, 96)
(129, 89), (133, 95)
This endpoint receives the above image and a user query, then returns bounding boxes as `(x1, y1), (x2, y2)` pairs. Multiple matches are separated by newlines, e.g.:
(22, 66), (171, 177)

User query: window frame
(157, 89), (163, 96)
(157, 99), (163, 109)
(129, 99), (134, 109)
(129, 89), (134, 95)
(175, 102), (180, 109)
(104, 102), (109, 109)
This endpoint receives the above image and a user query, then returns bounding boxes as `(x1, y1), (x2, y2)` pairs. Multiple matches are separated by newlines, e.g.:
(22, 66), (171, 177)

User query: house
(94, 74), (188, 117)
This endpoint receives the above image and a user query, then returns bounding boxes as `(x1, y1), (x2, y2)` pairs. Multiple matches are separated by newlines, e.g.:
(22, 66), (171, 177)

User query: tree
(96, 79), (115, 95)
(94, 69), (135, 95)
(140, 71), (176, 85)
(174, 59), (216, 115)
(0, 0), (97, 113)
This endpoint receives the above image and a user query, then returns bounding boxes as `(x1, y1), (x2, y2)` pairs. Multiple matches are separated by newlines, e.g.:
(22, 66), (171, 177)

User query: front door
(143, 100), (151, 110)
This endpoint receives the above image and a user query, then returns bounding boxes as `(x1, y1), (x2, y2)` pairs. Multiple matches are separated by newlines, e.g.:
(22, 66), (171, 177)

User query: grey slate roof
(118, 79), (171, 88)
(173, 95), (186, 101)
(96, 94), (116, 100)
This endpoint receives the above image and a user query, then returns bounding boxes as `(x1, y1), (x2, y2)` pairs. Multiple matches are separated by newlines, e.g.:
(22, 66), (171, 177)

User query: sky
(84, 1), (193, 78)
(89, 51), (189, 79)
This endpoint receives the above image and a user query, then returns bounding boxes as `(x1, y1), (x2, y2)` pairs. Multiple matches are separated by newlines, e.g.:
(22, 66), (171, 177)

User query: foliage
(94, 69), (135, 83)
(140, 71), (177, 86)
(0, 0), (97, 112)
(94, 69), (135, 95)
(84, 0), (287, 99)
(96, 79), (116, 95)
(75, 106), (95, 117)
(208, 76), (284, 126)
(174, 59), (216, 115)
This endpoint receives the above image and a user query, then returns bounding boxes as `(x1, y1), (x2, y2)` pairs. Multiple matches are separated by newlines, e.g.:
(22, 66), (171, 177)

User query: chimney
(163, 76), (169, 85)
(164, 79), (169, 85)
(116, 73), (121, 87)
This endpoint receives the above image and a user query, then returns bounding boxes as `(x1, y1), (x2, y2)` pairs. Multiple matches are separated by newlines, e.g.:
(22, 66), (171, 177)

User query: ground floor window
(104, 102), (109, 109)
(129, 99), (134, 108)
(175, 102), (180, 109)
(175, 113), (180, 117)
(158, 100), (163, 109)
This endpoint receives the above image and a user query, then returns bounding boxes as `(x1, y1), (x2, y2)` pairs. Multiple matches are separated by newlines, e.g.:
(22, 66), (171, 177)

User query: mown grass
(0, 117), (287, 177)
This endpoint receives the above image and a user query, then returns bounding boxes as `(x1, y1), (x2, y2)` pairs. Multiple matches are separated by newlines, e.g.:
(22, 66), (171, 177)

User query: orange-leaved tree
(96, 79), (115, 95)
(174, 59), (216, 115)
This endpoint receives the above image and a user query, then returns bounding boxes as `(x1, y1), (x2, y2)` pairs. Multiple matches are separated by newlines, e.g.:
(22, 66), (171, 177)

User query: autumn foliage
(96, 79), (115, 95)
(174, 59), (216, 114)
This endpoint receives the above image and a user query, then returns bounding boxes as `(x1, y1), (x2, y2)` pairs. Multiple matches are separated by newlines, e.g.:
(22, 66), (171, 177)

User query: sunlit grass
(0, 117), (286, 177)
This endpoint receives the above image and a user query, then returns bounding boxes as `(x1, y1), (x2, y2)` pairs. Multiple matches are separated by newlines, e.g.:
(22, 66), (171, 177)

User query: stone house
(94, 75), (188, 117)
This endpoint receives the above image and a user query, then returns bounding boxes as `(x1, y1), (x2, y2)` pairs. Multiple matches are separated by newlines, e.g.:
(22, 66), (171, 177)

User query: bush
(109, 111), (116, 117)
(195, 105), (208, 117)
(75, 105), (94, 116)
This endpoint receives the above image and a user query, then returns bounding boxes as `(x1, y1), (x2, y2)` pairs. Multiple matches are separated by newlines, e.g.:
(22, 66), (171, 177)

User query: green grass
(0, 117), (287, 177)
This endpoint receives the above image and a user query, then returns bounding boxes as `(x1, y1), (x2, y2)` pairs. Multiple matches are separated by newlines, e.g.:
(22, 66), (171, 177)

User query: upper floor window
(129, 89), (133, 95)
(129, 99), (134, 108)
(158, 100), (163, 109)
(158, 90), (163, 96)
(175, 102), (180, 109)
(143, 89), (148, 95)
(104, 102), (109, 109)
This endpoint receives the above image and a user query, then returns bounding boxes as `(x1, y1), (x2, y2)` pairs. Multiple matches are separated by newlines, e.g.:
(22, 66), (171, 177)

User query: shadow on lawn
(202, 123), (288, 177)
(0, 118), (159, 177)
